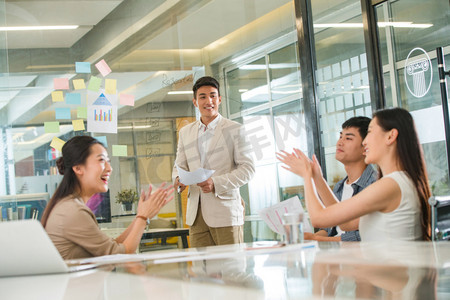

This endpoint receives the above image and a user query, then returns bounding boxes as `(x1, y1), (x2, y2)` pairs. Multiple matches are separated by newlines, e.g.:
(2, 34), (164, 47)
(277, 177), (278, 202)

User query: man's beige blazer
(172, 117), (255, 227)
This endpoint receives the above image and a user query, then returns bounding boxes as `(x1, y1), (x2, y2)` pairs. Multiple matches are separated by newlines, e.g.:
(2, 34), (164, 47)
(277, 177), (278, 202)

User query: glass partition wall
(0, 0), (300, 241)
(0, 0), (7, 197)
(375, 0), (450, 195)
(310, 0), (374, 187)
(223, 36), (306, 241)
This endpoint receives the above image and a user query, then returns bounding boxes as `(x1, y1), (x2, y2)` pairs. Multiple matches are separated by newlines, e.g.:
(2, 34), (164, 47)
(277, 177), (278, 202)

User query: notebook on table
(0, 219), (96, 277)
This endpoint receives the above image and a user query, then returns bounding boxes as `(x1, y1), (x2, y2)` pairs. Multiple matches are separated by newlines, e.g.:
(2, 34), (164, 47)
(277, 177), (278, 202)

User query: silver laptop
(0, 219), (95, 277)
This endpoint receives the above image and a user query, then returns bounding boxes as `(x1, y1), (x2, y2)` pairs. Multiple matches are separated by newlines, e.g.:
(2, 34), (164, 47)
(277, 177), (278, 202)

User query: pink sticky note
(54, 78), (69, 90)
(95, 59), (112, 77)
(119, 94), (135, 106)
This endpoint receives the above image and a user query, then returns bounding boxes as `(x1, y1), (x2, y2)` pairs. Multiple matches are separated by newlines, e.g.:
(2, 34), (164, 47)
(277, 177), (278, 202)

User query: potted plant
(115, 189), (139, 212)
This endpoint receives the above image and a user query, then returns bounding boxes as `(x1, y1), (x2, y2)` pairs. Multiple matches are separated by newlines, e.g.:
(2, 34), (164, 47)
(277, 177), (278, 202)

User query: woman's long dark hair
(373, 108), (431, 240)
(41, 136), (104, 227)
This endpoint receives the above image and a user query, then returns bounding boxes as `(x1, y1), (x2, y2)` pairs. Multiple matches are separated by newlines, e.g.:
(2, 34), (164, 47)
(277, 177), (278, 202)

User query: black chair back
(428, 196), (450, 241)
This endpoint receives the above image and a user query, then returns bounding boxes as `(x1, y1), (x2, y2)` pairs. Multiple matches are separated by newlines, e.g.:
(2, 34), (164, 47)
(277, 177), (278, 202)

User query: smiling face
(335, 127), (365, 165)
(362, 117), (389, 165)
(193, 85), (221, 125)
(73, 143), (112, 199)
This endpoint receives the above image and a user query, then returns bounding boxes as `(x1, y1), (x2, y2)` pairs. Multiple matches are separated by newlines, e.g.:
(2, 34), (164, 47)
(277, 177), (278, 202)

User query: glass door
(310, 0), (374, 186)
(375, 0), (450, 195)
(223, 38), (306, 242)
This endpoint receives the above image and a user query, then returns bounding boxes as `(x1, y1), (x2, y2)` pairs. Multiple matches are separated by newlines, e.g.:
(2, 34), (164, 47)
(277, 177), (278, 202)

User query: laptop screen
(0, 219), (69, 277)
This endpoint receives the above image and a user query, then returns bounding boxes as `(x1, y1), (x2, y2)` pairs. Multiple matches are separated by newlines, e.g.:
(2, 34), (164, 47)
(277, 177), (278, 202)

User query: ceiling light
(240, 63), (300, 70)
(314, 23), (363, 28)
(314, 22), (433, 29)
(239, 65), (266, 70)
(272, 90), (301, 94)
(0, 25), (79, 31)
(26, 64), (74, 70)
(167, 91), (193, 95)
(378, 22), (432, 28)
(118, 125), (152, 130)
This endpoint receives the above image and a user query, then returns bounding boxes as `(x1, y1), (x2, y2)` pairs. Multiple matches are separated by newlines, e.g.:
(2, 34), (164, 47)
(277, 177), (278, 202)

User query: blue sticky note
(95, 136), (108, 147)
(47, 149), (53, 161)
(75, 62), (91, 73)
(55, 108), (71, 120)
(65, 93), (81, 105)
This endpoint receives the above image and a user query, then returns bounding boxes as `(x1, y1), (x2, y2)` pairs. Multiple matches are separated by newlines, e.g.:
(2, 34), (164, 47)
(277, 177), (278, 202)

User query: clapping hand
(137, 183), (174, 220)
(276, 148), (313, 178)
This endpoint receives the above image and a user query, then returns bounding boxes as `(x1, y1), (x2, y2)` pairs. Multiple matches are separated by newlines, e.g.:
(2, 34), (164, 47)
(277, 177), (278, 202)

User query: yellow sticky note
(44, 121), (60, 133)
(72, 119), (85, 131)
(50, 137), (65, 152)
(105, 79), (117, 94)
(112, 145), (127, 157)
(73, 79), (86, 90)
(51, 91), (64, 102)
(77, 107), (87, 119)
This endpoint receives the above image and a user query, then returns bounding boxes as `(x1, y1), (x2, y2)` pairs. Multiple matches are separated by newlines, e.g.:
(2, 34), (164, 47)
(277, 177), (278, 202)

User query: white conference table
(1, 241), (449, 299)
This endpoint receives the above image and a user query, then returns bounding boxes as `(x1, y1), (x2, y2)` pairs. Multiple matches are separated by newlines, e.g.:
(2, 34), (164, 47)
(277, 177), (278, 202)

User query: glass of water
(282, 212), (304, 244)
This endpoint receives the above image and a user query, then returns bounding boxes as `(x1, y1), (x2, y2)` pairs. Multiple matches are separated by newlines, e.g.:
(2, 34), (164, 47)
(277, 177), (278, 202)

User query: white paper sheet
(87, 90), (118, 134)
(258, 196), (313, 235)
(176, 164), (215, 185)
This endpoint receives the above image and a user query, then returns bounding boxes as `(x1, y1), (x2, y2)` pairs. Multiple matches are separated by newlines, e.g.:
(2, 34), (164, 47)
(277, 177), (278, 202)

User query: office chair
(428, 196), (450, 241)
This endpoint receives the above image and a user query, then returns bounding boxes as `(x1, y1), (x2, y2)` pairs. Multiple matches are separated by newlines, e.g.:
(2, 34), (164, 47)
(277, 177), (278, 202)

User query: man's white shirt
(336, 177), (360, 236)
(197, 114), (222, 167)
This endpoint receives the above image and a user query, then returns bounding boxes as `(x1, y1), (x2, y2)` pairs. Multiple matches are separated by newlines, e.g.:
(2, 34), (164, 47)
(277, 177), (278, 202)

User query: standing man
(305, 116), (377, 242)
(172, 76), (255, 247)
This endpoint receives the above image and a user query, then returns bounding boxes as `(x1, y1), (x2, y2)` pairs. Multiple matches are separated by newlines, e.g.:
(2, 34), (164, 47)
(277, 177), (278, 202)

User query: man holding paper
(172, 76), (255, 247)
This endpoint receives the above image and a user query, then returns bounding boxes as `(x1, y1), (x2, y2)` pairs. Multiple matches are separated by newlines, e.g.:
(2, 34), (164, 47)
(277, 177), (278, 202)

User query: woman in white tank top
(277, 108), (431, 241)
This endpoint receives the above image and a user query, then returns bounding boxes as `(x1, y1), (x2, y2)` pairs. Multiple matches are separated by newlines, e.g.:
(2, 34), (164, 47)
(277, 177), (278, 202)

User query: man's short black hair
(193, 76), (220, 99)
(342, 116), (371, 140)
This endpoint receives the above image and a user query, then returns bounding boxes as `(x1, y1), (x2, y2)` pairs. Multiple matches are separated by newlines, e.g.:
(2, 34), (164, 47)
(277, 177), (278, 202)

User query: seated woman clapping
(277, 108), (431, 241)
(41, 135), (174, 259)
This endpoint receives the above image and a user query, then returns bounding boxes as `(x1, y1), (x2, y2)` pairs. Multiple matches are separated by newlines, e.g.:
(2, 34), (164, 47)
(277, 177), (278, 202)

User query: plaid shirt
(325, 165), (378, 241)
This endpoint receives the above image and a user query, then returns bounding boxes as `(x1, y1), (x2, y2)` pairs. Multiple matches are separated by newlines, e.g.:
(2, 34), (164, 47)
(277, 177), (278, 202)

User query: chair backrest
(428, 196), (450, 241)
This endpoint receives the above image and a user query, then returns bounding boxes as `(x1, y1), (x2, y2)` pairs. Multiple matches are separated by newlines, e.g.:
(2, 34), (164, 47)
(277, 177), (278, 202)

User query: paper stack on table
(258, 196), (313, 234)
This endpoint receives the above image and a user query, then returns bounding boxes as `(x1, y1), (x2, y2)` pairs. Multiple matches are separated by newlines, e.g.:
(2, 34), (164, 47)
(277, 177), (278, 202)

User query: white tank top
(359, 171), (423, 241)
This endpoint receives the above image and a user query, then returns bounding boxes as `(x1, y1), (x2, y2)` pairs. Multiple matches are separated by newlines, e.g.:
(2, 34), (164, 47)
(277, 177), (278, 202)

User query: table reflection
(312, 242), (439, 299)
(1, 241), (447, 300)
(112, 242), (446, 299)
(312, 262), (438, 298)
